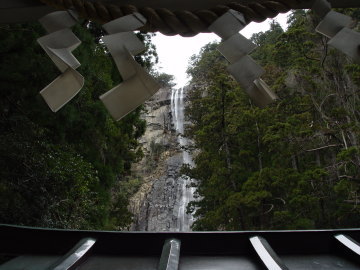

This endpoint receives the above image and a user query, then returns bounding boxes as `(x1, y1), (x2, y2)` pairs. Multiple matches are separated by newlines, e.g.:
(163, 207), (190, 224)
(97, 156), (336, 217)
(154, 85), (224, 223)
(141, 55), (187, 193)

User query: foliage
(0, 135), (100, 229)
(107, 177), (143, 230)
(143, 140), (167, 172)
(185, 10), (360, 230)
(152, 72), (176, 88)
(0, 21), (156, 229)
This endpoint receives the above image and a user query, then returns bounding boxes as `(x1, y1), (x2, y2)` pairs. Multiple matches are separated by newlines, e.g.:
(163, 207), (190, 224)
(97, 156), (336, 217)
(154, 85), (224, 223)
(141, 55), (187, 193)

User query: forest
(0, 21), (158, 230)
(184, 9), (360, 230)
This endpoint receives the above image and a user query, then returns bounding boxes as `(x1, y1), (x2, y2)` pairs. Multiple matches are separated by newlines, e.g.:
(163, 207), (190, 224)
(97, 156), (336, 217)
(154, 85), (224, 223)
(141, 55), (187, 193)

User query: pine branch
(305, 144), (342, 152)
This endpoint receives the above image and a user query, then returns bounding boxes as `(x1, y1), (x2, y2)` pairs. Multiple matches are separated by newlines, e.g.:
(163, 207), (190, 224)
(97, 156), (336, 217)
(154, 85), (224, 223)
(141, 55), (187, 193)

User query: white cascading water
(171, 87), (196, 231)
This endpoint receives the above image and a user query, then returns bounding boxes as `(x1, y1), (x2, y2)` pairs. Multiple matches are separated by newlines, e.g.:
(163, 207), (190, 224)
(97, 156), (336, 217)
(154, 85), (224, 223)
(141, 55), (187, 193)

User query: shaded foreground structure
(2, 0), (360, 36)
(1, 225), (360, 269)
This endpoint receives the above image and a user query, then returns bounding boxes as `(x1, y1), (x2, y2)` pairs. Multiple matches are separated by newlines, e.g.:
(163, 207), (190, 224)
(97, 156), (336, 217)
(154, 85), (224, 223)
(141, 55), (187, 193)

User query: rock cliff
(129, 86), (195, 231)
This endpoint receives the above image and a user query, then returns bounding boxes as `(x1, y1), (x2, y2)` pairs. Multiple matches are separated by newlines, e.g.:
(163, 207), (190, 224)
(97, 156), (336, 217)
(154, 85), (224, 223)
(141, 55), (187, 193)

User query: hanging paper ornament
(209, 9), (278, 107)
(100, 13), (160, 120)
(37, 11), (84, 112)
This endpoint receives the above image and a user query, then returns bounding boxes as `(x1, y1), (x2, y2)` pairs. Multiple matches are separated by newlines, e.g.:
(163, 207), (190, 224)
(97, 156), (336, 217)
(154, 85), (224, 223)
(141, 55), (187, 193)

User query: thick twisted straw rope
(39, 0), (309, 36)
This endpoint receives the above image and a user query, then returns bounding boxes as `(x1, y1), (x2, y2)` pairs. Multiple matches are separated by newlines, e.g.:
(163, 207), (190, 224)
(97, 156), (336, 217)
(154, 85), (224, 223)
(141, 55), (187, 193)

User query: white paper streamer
(328, 28), (360, 63)
(38, 11), (84, 112)
(313, 0), (359, 63)
(39, 10), (78, 33)
(100, 13), (160, 121)
(209, 9), (278, 107)
(227, 56), (265, 89)
(315, 10), (353, 38)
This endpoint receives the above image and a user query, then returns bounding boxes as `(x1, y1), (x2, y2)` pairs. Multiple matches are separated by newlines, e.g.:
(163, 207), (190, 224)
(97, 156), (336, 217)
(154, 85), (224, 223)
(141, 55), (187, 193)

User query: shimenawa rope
(39, 0), (308, 36)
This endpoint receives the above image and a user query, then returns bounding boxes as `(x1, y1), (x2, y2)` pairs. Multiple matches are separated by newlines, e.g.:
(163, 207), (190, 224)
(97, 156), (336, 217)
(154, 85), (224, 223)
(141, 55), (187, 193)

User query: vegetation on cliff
(185, 9), (360, 230)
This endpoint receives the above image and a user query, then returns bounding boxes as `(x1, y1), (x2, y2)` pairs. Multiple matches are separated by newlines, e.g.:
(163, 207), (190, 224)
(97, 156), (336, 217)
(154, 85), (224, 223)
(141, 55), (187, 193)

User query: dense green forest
(0, 21), (157, 229)
(185, 9), (360, 230)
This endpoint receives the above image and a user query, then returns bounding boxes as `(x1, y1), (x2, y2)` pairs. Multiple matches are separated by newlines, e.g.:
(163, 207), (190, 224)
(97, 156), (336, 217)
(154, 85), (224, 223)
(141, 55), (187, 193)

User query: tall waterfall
(130, 87), (197, 232)
(171, 87), (195, 231)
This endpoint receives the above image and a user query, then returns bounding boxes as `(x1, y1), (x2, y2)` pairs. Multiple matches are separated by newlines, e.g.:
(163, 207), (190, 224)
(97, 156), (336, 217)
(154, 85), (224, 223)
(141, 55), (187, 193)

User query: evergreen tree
(185, 9), (360, 231)
(0, 21), (156, 229)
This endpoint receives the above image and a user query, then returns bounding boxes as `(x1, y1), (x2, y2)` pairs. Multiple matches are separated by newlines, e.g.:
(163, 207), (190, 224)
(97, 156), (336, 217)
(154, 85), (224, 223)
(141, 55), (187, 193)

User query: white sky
(152, 13), (290, 87)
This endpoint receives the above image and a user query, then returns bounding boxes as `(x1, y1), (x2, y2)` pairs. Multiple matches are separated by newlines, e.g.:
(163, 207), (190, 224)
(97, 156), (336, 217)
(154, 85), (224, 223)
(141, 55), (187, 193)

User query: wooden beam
(1, 0), (360, 25)
(0, 0), (55, 23)
(83, 0), (360, 11)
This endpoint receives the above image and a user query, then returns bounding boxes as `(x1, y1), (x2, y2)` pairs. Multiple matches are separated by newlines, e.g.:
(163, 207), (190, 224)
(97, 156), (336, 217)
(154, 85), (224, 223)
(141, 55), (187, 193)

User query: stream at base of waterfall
(129, 86), (197, 232)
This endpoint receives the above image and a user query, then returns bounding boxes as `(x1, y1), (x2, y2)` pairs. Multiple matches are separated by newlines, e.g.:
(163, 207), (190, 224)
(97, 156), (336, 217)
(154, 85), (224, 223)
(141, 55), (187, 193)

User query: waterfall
(131, 87), (197, 232)
(171, 87), (196, 231)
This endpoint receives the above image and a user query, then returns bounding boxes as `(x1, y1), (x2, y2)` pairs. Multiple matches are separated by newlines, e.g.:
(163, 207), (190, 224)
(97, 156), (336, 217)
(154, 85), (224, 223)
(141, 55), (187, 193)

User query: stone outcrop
(130, 153), (186, 231)
(129, 86), (194, 231)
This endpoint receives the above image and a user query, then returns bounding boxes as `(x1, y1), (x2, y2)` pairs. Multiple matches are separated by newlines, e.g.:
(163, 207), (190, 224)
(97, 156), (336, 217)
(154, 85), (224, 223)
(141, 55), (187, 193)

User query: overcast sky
(152, 12), (290, 87)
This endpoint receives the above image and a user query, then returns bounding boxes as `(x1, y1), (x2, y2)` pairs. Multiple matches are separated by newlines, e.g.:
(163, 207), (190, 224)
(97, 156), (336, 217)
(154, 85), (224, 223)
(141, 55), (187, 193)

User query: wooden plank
(0, 0), (55, 23)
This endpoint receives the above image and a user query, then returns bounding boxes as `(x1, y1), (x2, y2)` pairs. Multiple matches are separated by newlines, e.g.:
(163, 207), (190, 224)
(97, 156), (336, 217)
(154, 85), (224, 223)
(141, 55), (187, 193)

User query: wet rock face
(129, 86), (195, 232)
(133, 154), (184, 231)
